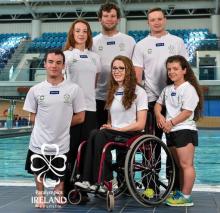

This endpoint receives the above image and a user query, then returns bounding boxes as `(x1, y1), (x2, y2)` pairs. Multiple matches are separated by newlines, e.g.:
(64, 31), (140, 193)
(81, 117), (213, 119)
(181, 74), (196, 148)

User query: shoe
(75, 181), (90, 189)
(90, 184), (107, 193)
(165, 191), (194, 207)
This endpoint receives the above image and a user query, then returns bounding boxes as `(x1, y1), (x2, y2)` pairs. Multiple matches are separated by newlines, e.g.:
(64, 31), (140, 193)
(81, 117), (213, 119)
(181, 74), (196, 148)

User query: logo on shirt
(72, 58), (77, 63)
(156, 43), (165, 47)
(168, 45), (175, 54)
(119, 42), (125, 51)
(38, 95), (45, 104)
(107, 41), (115, 45)
(64, 94), (71, 103)
(50, 91), (59, 95)
(115, 91), (124, 96)
(147, 48), (152, 54)
(80, 55), (88, 58)
(171, 92), (176, 96)
(98, 45), (103, 51)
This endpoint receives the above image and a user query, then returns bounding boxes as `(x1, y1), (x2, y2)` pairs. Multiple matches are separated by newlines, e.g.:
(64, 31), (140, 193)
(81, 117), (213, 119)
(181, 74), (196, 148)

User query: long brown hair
(63, 19), (93, 51)
(105, 55), (137, 110)
(166, 55), (203, 121)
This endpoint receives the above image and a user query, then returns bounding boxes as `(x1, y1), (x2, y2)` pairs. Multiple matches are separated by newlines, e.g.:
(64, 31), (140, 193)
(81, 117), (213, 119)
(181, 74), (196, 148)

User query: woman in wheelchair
(75, 55), (148, 193)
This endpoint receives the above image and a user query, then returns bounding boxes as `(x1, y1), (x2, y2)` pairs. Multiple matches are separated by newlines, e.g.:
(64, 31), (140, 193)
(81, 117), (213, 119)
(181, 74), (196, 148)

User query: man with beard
(92, 2), (136, 128)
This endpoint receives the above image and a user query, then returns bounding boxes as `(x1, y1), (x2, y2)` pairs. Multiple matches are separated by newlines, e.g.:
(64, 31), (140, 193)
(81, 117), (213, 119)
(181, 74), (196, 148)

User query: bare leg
(54, 181), (67, 205)
(176, 143), (195, 195)
(35, 175), (46, 208)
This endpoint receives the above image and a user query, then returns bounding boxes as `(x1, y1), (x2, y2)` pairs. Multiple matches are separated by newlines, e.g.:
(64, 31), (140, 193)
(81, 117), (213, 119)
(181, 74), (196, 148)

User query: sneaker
(165, 191), (194, 207)
(89, 184), (98, 191)
(90, 184), (107, 193)
(75, 181), (90, 189)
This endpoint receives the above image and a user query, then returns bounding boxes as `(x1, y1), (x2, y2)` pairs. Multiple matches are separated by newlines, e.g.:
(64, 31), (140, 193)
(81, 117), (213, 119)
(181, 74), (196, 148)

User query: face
(44, 53), (64, 79)
(100, 9), (119, 31)
(148, 11), (166, 34)
(73, 22), (88, 46)
(112, 60), (126, 85)
(167, 61), (186, 84)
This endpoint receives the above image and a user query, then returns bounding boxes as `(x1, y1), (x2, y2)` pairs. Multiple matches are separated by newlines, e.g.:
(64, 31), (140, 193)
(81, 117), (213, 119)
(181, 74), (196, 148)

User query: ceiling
(0, 0), (219, 21)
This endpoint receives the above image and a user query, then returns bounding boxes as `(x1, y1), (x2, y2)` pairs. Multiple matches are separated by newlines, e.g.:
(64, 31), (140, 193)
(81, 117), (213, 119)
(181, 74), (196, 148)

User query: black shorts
(166, 129), (198, 148)
(25, 149), (67, 181)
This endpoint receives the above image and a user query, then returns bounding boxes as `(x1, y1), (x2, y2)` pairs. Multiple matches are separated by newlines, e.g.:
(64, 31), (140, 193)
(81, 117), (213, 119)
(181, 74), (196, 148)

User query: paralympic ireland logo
(30, 144), (67, 187)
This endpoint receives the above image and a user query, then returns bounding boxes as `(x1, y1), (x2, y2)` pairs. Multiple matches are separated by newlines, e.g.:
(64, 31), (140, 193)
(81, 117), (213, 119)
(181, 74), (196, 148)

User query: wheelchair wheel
(124, 135), (175, 206)
(68, 189), (82, 205)
(106, 191), (115, 212)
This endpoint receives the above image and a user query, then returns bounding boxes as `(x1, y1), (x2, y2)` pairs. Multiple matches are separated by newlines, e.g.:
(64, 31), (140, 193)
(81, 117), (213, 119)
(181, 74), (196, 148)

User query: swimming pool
(0, 129), (219, 185)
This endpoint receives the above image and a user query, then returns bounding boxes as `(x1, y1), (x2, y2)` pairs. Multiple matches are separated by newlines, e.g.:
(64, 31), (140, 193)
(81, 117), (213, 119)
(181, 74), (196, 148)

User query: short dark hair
(147, 7), (166, 19)
(98, 2), (121, 19)
(44, 48), (65, 64)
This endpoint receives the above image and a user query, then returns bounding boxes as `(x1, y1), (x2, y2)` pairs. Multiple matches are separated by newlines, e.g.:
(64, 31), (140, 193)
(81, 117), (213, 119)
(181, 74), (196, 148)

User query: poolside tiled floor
(0, 186), (219, 213)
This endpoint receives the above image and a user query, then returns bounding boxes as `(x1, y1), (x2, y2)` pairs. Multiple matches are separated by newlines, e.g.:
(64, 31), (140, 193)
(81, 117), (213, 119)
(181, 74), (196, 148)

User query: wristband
(170, 120), (175, 126)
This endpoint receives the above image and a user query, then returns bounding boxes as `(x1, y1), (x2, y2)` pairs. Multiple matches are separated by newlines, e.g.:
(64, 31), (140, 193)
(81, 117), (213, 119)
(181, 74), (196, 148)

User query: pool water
(0, 130), (219, 185)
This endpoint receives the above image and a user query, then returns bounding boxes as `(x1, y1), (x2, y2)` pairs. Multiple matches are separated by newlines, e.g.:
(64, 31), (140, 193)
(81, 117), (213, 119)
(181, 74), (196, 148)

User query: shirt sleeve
(156, 88), (166, 105)
(182, 85), (199, 111)
(132, 43), (144, 68)
(72, 85), (86, 113)
(23, 87), (37, 113)
(136, 87), (148, 111)
(178, 38), (189, 61)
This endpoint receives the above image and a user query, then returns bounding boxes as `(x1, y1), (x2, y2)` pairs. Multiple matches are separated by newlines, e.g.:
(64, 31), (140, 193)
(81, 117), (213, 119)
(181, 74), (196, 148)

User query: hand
(156, 114), (166, 129)
(162, 120), (173, 133)
(100, 123), (112, 130)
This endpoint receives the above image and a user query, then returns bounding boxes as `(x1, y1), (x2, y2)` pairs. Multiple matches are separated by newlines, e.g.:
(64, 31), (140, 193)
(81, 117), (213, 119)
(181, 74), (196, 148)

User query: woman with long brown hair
(155, 55), (203, 207)
(75, 55), (148, 193)
(63, 19), (101, 201)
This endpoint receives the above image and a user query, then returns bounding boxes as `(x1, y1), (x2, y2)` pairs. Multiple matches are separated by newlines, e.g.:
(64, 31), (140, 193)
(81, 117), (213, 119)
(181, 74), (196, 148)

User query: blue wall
(203, 100), (220, 116)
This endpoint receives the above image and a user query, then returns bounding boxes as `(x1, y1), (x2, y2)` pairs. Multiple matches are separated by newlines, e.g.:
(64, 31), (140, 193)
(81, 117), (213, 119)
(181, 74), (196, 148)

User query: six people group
(23, 2), (203, 209)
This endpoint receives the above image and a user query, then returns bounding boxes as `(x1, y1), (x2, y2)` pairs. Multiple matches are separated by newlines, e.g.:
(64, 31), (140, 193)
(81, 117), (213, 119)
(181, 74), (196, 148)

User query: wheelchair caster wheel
(68, 189), (82, 205)
(106, 191), (114, 211)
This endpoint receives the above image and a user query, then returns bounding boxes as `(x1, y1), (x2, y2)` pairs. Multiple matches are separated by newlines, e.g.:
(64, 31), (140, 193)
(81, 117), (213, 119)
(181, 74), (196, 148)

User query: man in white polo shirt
(23, 49), (85, 208)
(132, 7), (188, 193)
(93, 2), (136, 128)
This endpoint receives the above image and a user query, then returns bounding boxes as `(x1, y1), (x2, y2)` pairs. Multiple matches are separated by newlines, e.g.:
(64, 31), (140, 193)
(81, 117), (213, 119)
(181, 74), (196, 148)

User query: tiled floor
(0, 186), (219, 213)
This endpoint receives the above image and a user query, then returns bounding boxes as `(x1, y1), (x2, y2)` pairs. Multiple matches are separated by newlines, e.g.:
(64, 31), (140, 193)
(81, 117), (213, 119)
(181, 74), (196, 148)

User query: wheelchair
(68, 134), (175, 211)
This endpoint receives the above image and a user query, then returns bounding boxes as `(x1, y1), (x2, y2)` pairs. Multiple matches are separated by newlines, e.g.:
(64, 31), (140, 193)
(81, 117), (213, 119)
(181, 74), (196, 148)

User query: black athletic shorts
(166, 129), (198, 148)
(25, 149), (67, 181)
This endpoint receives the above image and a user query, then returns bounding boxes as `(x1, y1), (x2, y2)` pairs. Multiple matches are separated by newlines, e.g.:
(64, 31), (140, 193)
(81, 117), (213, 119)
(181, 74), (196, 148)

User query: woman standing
(63, 19), (101, 200)
(155, 55), (203, 206)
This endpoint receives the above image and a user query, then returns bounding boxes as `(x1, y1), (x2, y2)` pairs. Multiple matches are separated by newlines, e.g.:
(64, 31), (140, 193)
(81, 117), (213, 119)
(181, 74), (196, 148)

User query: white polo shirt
(23, 80), (86, 155)
(157, 81), (199, 131)
(110, 85), (148, 129)
(64, 48), (101, 111)
(92, 32), (136, 100)
(132, 33), (188, 102)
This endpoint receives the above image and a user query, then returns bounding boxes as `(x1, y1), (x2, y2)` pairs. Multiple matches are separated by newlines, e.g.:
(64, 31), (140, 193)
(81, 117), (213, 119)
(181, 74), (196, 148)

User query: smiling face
(73, 22), (88, 47)
(100, 9), (119, 32)
(111, 59), (126, 86)
(44, 53), (64, 79)
(167, 61), (186, 86)
(148, 10), (166, 35)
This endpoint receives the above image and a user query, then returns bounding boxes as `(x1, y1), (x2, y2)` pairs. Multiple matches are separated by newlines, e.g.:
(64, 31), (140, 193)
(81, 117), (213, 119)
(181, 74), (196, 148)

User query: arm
(154, 103), (166, 129)
(163, 109), (193, 133)
(30, 112), (36, 125)
(101, 112), (112, 129)
(71, 111), (85, 126)
(114, 110), (147, 132)
(134, 66), (143, 84)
